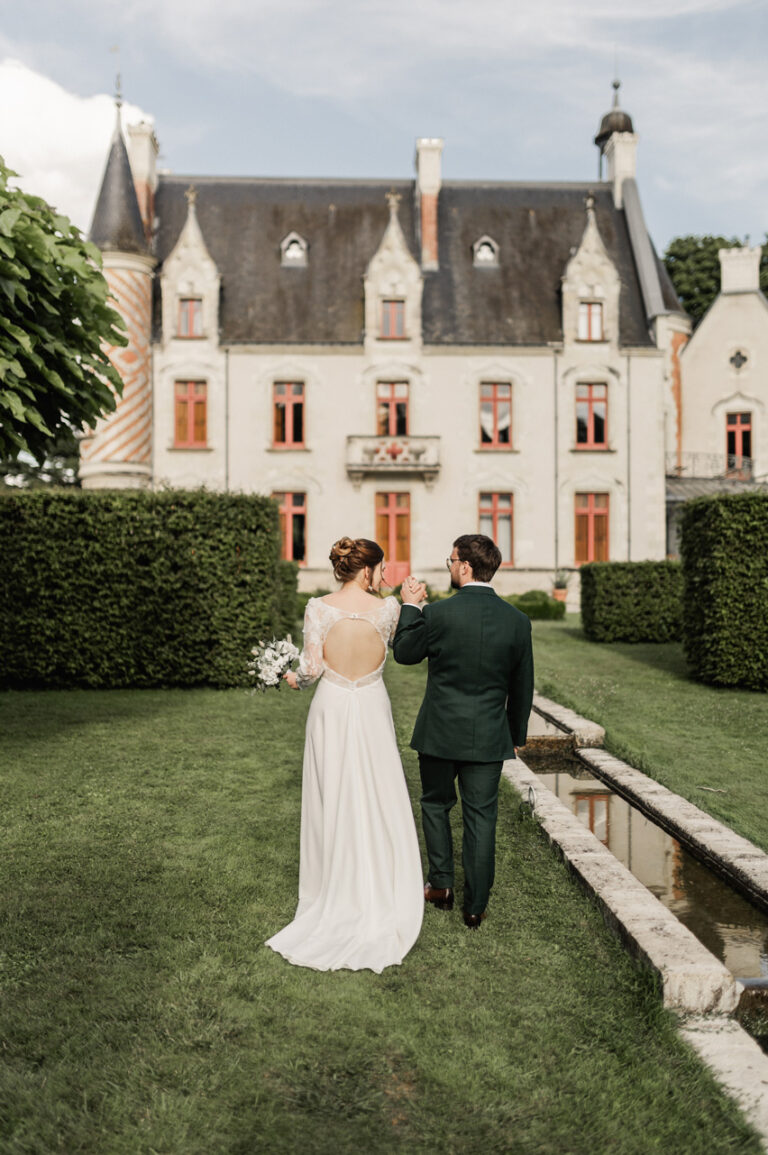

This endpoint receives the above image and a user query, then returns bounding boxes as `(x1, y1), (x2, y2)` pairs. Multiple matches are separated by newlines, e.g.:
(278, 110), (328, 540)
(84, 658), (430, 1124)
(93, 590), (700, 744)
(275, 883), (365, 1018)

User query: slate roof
(152, 175), (666, 347)
(90, 122), (149, 255)
(666, 477), (768, 504)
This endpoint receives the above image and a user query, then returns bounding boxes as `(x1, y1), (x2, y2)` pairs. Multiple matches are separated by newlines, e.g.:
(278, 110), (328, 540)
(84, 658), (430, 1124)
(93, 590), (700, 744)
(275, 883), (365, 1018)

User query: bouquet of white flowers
(247, 636), (300, 691)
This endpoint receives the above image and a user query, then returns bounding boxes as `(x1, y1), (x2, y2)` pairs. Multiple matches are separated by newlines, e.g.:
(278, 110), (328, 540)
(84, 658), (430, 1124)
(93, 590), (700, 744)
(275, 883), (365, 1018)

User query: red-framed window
(478, 492), (514, 566)
(575, 493), (609, 564)
(272, 491), (307, 564)
(575, 793), (611, 846)
(375, 491), (410, 585)
(174, 381), (207, 447)
(578, 301), (603, 341)
(381, 299), (405, 339)
(273, 382), (305, 447)
(376, 382), (409, 436)
(480, 383), (512, 448)
(575, 383), (608, 448)
(726, 412), (752, 478)
(178, 297), (203, 338)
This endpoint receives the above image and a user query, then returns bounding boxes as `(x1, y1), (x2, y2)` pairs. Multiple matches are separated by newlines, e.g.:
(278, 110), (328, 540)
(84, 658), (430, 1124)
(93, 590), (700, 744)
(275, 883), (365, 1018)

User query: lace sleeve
(295, 600), (325, 689)
(386, 596), (401, 647)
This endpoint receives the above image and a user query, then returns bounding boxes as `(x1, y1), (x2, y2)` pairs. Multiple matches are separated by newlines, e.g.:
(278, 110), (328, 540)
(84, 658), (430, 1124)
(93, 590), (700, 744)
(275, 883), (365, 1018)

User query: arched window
(280, 232), (308, 268)
(473, 236), (500, 268)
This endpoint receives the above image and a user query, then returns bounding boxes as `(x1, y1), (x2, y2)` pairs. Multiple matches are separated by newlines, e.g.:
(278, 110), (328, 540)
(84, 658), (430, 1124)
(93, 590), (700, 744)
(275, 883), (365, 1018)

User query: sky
(0, 0), (765, 253)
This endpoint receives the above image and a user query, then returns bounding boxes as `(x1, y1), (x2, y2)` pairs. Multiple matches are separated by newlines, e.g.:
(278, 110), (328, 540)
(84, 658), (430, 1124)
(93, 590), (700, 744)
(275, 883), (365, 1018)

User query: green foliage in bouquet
(0, 489), (297, 688)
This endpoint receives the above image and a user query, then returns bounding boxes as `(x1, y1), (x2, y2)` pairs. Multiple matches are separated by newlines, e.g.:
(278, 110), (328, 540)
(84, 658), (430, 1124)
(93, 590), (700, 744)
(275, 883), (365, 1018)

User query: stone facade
(84, 91), (693, 597)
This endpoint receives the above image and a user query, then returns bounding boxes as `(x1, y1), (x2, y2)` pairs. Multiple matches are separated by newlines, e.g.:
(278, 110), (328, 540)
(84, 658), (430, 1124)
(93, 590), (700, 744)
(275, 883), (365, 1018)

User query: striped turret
(80, 102), (156, 489)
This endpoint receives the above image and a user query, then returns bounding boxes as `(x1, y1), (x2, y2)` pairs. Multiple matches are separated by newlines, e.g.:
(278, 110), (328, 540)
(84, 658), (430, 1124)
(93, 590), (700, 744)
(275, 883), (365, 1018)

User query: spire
(594, 78), (634, 153)
(89, 93), (148, 255)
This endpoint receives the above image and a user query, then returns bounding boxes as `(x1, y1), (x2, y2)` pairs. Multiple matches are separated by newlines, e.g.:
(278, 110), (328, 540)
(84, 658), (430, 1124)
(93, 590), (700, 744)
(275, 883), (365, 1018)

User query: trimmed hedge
(0, 489), (297, 688)
(681, 493), (768, 690)
(505, 590), (566, 621)
(580, 561), (683, 643)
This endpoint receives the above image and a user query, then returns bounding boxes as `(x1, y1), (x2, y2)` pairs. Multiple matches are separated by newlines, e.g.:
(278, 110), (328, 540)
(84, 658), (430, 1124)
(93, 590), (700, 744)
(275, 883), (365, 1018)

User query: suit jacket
(393, 585), (534, 762)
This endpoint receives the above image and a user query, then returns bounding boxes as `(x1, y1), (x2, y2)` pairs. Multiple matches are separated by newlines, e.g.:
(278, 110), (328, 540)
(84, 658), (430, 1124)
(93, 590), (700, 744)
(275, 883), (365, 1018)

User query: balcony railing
(346, 435), (441, 488)
(666, 452), (754, 481)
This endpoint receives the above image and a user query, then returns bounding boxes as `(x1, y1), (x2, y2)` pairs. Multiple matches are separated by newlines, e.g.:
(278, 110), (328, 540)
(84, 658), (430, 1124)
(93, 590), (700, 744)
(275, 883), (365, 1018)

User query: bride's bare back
(323, 617), (386, 681)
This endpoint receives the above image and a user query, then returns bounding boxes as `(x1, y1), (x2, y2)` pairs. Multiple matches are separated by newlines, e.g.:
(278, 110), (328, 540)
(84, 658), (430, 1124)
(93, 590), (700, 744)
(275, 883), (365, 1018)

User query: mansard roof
(90, 121), (148, 254)
(152, 174), (672, 346)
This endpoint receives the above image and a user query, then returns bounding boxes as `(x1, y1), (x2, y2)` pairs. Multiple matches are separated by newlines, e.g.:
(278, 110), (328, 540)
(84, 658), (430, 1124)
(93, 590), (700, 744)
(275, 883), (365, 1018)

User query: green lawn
(533, 617), (768, 853)
(0, 670), (761, 1154)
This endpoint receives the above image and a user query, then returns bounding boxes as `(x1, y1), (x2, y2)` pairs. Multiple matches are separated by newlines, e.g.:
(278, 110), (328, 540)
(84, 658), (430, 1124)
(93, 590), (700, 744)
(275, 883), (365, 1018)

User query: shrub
(0, 489), (294, 688)
(680, 493), (768, 690)
(274, 560), (300, 637)
(504, 590), (566, 621)
(580, 561), (683, 643)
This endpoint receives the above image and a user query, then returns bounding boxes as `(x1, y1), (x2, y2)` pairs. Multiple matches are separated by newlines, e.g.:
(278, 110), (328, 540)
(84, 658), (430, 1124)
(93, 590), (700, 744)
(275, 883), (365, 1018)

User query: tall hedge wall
(580, 561), (683, 643)
(0, 490), (298, 688)
(680, 493), (768, 690)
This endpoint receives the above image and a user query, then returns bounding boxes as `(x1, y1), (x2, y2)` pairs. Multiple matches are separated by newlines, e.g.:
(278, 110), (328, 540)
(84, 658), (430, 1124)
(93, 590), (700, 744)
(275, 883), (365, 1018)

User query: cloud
(0, 58), (151, 230)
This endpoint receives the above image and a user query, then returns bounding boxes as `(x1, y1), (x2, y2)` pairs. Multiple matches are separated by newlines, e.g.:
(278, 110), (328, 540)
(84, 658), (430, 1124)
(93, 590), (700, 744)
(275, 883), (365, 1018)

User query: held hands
(401, 575), (428, 606)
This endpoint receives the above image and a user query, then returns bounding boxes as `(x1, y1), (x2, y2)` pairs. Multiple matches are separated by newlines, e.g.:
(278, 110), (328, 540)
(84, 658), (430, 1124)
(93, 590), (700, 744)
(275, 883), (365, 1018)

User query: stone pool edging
(503, 757), (740, 1015)
(576, 747), (768, 915)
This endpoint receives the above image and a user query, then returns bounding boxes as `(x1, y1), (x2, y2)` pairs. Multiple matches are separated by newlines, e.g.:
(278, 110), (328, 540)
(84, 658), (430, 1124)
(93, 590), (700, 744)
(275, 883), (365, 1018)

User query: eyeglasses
(445, 556), (461, 569)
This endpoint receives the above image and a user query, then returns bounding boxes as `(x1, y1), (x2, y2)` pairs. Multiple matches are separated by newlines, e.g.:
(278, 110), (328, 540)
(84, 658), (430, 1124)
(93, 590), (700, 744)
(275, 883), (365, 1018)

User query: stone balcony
(346, 435), (441, 489)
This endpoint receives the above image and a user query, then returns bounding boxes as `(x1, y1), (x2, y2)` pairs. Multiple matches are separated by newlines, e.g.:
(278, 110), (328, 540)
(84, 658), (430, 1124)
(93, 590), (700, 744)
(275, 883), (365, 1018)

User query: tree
(0, 155), (126, 464)
(0, 426), (80, 489)
(663, 234), (768, 328)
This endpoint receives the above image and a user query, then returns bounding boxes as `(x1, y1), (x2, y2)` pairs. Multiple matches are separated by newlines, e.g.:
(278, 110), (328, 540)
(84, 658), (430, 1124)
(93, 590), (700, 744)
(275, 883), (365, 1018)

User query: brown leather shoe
(424, 883), (454, 910)
(463, 909), (487, 929)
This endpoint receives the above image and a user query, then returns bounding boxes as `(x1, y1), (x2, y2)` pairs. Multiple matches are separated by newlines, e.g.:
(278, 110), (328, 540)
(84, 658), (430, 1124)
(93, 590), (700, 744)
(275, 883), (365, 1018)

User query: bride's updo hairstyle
(329, 536), (384, 584)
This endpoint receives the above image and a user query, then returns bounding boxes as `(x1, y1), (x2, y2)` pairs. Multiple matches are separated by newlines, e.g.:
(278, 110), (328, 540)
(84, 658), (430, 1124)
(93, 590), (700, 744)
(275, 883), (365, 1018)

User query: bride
(265, 536), (424, 972)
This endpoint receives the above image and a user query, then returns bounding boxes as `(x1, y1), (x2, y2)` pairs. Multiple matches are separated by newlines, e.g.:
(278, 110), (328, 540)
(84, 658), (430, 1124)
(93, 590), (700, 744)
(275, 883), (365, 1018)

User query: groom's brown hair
(453, 534), (502, 583)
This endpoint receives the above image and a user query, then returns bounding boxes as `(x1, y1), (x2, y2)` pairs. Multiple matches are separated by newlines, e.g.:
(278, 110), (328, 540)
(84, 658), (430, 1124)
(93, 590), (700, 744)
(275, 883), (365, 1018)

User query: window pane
(193, 399), (206, 443)
(594, 494), (608, 510)
(497, 402), (511, 442)
(480, 402), (494, 442)
(576, 404), (589, 443)
(479, 514), (493, 537)
(479, 492), (492, 505)
(293, 514), (306, 563)
(593, 798), (609, 843)
(274, 402), (286, 443)
(192, 299), (202, 333)
(175, 399), (188, 444)
(576, 383), (589, 400)
(292, 403), (304, 444)
(594, 515), (609, 561)
(742, 429), (752, 457)
(575, 493), (589, 510)
(377, 383), (390, 399)
(593, 404), (606, 444)
(395, 493), (409, 509)
(275, 384), (286, 397)
(394, 301), (404, 336)
(497, 514), (512, 562)
(578, 303), (588, 340)
(575, 513), (589, 564)
(576, 797), (590, 822)
(496, 493), (512, 509)
(377, 402), (390, 436)
(395, 402), (408, 436)
(481, 383), (493, 400)
(292, 383), (304, 398)
(394, 383), (408, 399)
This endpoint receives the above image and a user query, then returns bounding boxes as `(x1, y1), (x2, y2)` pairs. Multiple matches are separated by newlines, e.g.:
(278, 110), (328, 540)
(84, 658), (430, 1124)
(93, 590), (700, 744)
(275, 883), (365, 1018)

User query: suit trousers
(418, 754), (503, 916)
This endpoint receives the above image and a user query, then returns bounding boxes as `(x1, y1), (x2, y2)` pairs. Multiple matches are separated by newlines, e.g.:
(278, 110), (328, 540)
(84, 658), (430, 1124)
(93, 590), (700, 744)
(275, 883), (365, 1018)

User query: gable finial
(612, 77), (621, 109)
(585, 191), (595, 214)
(185, 185), (198, 209)
(386, 189), (402, 219)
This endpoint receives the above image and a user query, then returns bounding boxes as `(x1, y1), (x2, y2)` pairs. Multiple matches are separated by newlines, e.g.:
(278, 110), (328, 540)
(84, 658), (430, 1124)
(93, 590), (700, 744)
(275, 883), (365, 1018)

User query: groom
(393, 535), (534, 929)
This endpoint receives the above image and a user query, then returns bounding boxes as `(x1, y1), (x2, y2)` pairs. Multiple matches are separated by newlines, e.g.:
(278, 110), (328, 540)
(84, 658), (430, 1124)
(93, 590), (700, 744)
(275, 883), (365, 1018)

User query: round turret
(594, 79), (634, 152)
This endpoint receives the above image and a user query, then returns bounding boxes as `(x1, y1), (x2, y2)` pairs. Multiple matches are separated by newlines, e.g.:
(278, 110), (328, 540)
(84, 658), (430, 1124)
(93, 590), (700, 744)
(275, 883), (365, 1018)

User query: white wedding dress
(265, 595), (423, 972)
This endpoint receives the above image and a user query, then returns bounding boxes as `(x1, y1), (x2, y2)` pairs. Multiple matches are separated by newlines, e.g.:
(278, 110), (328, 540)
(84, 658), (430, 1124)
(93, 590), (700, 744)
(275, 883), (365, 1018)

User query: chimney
(127, 121), (159, 241)
(719, 245), (761, 294)
(415, 137), (443, 271)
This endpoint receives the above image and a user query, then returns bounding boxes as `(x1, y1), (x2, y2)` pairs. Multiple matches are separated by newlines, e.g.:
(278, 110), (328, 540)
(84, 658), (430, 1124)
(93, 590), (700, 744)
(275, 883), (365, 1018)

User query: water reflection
(530, 755), (768, 981)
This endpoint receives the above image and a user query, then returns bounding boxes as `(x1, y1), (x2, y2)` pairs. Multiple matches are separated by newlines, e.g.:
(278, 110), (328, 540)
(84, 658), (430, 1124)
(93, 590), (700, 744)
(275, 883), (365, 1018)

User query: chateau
(81, 85), (698, 594)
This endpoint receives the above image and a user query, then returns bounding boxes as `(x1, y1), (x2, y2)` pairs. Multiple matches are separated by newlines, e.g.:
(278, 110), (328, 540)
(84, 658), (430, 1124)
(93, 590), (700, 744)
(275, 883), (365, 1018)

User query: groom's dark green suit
(393, 585), (534, 916)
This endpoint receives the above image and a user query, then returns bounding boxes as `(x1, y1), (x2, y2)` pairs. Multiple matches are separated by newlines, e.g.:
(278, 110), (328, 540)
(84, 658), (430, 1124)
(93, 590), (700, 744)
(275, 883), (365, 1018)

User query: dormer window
(280, 232), (308, 268)
(473, 236), (499, 268)
(381, 298), (406, 339)
(578, 301), (604, 341)
(178, 297), (203, 338)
